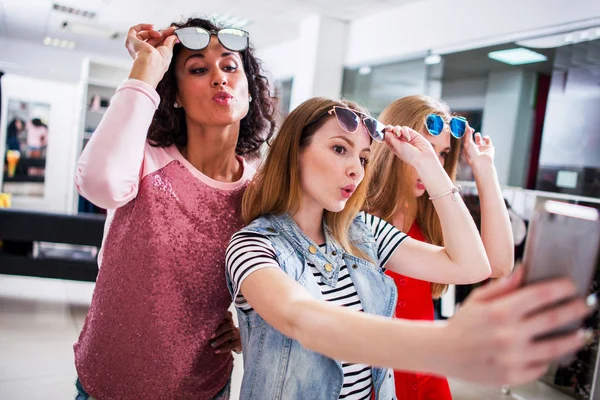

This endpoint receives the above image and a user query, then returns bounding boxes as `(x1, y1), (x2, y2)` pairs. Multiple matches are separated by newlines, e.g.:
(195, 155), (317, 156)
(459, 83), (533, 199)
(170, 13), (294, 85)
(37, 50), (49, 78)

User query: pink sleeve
(75, 79), (160, 210)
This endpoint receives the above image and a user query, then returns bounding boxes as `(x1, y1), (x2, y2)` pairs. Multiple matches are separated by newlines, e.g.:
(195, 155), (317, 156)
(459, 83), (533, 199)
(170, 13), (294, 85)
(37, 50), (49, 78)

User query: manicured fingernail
(587, 293), (598, 313)
(587, 293), (597, 307)
(584, 328), (595, 345)
(215, 350), (221, 354)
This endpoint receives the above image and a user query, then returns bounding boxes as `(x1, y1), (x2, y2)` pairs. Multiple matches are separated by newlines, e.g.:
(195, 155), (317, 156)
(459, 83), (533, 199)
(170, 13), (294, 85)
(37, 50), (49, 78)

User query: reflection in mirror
(3, 100), (50, 197)
(440, 43), (555, 189)
(536, 39), (600, 198)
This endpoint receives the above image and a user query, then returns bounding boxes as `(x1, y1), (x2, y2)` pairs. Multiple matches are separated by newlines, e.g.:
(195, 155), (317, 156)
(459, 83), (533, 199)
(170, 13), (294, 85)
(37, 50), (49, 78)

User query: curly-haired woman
(73, 17), (277, 400)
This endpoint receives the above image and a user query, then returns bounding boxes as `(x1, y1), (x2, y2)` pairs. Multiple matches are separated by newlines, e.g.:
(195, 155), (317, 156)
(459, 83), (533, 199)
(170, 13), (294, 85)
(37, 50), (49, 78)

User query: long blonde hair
(366, 95), (462, 298)
(243, 97), (373, 261)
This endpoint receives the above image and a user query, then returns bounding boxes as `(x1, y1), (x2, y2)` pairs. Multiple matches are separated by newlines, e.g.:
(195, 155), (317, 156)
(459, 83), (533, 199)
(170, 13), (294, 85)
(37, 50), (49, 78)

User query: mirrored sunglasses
(424, 114), (467, 139)
(174, 27), (249, 52)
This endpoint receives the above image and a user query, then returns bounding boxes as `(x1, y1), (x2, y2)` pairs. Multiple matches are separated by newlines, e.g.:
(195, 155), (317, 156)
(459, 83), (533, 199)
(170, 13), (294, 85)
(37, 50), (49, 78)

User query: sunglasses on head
(317, 106), (386, 142)
(174, 27), (249, 52)
(424, 114), (468, 139)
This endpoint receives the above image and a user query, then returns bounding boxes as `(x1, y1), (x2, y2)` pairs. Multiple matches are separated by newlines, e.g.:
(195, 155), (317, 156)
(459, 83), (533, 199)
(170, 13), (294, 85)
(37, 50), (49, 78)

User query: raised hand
(440, 268), (591, 385)
(125, 23), (179, 88)
(382, 125), (439, 168)
(463, 125), (495, 171)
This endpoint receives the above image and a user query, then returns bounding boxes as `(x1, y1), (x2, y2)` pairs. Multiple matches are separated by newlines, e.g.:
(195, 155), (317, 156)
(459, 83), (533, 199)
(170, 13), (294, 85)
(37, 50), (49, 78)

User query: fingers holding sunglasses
(474, 132), (484, 145)
(385, 125), (411, 141)
(384, 127), (437, 166)
(125, 24), (178, 57)
(126, 24), (179, 88)
(463, 125), (496, 170)
(145, 27), (178, 48)
(125, 23), (155, 58)
(135, 29), (162, 42)
(155, 34), (179, 61)
(128, 23), (155, 37)
(463, 125), (476, 146)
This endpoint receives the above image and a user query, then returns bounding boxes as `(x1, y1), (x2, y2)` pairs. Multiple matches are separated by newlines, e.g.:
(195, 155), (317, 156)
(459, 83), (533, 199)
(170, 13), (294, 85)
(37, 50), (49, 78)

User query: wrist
(414, 322), (453, 375)
(414, 159), (454, 192)
(471, 160), (496, 179)
(432, 322), (460, 376)
(128, 56), (165, 88)
(412, 156), (443, 178)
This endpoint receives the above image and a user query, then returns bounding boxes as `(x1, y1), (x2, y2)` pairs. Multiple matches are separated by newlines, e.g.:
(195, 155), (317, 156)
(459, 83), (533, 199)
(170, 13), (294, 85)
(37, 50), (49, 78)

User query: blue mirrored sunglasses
(424, 114), (467, 139)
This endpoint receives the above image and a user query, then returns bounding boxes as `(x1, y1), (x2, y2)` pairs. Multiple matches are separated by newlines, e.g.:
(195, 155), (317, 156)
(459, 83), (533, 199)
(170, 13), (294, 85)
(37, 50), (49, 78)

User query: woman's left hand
(210, 312), (242, 354)
(463, 125), (495, 171)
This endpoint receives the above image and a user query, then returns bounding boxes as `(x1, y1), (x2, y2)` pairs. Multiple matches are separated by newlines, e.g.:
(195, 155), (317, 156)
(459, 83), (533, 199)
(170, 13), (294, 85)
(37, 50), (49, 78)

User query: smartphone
(522, 200), (600, 342)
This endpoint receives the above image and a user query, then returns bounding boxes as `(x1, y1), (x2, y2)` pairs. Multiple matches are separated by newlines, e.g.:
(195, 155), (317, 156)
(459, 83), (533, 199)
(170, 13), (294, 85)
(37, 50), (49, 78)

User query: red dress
(385, 223), (453, 400)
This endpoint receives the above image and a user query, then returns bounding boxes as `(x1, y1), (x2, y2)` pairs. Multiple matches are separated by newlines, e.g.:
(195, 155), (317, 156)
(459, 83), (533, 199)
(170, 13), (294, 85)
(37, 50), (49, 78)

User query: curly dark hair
(147, 17), (277, 158)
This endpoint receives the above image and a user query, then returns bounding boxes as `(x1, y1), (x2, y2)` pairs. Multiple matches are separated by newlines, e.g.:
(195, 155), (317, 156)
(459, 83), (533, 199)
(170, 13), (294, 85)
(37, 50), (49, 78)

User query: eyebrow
(332, 135), (371, 153)
(185, 52), (235, 64)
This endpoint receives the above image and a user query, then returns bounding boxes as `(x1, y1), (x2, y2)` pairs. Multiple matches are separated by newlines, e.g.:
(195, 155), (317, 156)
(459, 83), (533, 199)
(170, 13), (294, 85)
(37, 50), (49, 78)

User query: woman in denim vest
(225, 97), (590, 400)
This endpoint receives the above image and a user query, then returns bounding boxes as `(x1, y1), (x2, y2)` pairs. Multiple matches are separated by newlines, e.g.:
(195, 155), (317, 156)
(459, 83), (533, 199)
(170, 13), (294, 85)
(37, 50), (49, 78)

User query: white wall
(345, 0), (600, 68)
(0, 37), (129, 83)
(256, 40), (298, 81)
(441, 78), (488, 111)
(509, 72), (537, 187)
(289, 16), (349, 109)
(481, 70), (536, 187)
(0, 74), (81, 213)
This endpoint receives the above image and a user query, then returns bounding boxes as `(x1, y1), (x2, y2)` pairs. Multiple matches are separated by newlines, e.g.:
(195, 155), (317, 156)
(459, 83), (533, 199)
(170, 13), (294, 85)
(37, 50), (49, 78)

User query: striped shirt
(226, 212), (407, 400)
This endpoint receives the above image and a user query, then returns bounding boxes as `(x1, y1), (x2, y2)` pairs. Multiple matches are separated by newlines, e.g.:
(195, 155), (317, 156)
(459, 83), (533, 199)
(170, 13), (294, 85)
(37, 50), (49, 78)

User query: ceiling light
(358, 66), (372, 75)
(487, 48), (548, 65)
(517, 26), (600, 48)
(424, 54), (442, 65)
(52, 3), (96, 19)
(42, 36), (76, 49)
(62, 21), (121, 40)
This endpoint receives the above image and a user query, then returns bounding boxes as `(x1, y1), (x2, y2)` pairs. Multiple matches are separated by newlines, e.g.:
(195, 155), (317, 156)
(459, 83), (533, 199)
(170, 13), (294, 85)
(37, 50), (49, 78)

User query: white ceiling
(0, 0), (420, 59)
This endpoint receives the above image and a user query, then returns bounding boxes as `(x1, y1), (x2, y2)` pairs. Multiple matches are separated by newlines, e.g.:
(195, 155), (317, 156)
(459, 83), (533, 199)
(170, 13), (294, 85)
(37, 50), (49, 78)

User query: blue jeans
(75, 378), (91, 400)
(75, 378), (230, 399)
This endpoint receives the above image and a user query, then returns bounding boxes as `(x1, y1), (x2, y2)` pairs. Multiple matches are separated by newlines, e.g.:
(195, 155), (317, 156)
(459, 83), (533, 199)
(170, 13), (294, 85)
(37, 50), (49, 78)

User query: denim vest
(226, 213), (398, 400)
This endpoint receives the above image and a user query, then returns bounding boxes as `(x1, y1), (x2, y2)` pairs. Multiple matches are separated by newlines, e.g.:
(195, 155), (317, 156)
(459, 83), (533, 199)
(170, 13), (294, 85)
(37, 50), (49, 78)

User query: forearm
(293, 298), (448, 374)
(473, 163), (515, 277)
(416, 160), (491, 281)
(76, 78), (159, 209)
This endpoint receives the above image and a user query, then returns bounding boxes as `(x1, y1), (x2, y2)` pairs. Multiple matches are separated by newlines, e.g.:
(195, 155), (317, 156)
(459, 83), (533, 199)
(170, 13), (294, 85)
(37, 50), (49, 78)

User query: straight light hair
(243, 97), (373, 261)
(366, 95), (462, 298)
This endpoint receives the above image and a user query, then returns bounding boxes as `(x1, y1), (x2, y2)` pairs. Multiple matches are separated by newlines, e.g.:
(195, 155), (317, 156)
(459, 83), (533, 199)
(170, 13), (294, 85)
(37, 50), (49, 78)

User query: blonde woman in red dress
(367, 95), (515, 400)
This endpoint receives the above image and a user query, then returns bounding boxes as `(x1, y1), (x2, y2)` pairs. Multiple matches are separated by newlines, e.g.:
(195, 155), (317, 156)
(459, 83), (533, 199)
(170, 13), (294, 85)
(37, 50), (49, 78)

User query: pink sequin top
(73, 79), (254, 399)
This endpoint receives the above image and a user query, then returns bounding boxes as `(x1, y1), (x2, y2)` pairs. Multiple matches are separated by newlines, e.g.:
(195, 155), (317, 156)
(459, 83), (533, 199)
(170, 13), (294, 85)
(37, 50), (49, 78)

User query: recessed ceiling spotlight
(42, 36), (76, 49)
